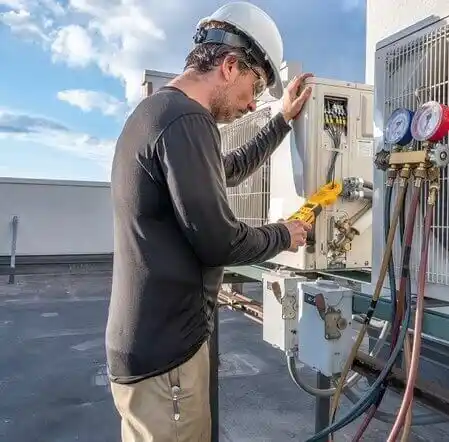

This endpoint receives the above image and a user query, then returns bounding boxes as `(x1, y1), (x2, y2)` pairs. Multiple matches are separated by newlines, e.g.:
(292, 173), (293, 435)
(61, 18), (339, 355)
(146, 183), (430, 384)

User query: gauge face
(411, 101), (443, 141)
(385, 108), (413, 145)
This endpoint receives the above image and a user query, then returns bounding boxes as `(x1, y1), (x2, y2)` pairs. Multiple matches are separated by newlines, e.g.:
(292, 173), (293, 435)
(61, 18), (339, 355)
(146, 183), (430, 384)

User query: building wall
(365, 0), (449, 83)
(0, 178), (113, 256)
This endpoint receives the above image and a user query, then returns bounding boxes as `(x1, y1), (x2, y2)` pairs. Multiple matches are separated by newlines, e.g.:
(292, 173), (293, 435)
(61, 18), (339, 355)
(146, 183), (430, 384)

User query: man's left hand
(281, 72), (314, 122)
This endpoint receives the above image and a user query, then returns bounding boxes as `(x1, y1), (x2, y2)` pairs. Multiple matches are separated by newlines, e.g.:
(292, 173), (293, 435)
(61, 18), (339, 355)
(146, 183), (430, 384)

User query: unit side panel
(343, 89), (374, 269)
(265, 88), (320, 270)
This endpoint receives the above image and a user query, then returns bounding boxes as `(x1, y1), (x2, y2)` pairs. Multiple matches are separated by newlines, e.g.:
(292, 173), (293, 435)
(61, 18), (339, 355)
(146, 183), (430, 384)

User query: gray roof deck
(1, 272), (449, 441)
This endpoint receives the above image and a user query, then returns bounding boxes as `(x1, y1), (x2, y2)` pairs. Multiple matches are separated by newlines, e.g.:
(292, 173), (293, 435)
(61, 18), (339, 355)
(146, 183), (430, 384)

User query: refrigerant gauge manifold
(411, 100), (449, 142)
(384, 107), (414, 146)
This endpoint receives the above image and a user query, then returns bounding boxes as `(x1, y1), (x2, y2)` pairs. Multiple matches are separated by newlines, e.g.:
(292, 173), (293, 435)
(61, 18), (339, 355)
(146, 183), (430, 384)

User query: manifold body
(219, 63), (374, 272)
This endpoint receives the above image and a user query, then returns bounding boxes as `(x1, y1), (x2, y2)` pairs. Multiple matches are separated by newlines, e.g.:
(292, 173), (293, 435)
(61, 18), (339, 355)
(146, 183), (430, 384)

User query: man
(106, 2), (313, 441)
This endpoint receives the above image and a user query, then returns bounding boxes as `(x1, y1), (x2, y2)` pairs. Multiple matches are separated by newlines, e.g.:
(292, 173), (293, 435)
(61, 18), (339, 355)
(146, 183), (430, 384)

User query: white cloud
(57, 89), (127, 117)
(1, 0), (367, 107)
(0, 0), (192, 105)
(51, 24), (95, 68)
(0, 107), (115, 169)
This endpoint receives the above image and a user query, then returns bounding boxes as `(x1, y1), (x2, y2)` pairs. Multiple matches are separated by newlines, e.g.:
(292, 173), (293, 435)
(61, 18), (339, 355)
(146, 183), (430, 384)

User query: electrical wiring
(328, 179), (408, 430)
(387, 181), (439, 441)
(324, 99), (345, 185)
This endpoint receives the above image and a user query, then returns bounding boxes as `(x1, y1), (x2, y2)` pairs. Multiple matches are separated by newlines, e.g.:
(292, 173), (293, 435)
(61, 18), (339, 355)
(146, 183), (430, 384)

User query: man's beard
(210, 85), (233, 123)
(210, 84), (247, 124)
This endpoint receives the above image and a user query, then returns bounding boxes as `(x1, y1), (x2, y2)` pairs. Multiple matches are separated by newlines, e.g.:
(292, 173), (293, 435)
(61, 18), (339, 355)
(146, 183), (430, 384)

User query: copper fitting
(399, 164), (411, 187)
(386, 166), (397, 187)
(427, 181), (440, 206)
(427, 167), (440, 183)
(413, 162), (426, 187)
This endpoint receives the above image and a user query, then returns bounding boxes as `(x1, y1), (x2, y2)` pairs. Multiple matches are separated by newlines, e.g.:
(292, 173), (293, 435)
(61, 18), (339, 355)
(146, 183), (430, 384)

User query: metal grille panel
(219, 107), (272, 227)
(383, 23), (449, 286)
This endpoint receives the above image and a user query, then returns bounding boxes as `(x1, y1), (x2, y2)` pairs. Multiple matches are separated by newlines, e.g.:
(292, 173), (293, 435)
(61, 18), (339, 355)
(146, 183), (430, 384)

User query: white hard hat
(194, 2), (284, 99)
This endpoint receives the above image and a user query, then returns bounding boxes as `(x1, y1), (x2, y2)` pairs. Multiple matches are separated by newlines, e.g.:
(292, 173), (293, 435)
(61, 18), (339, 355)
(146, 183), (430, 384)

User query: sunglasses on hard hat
(240, 60), (267, 100)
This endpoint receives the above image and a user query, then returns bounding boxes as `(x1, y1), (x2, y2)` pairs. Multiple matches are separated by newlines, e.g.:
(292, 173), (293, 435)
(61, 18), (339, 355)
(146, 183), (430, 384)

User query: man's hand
(280, 219), (312, 252)
(281, 72), (314, 122)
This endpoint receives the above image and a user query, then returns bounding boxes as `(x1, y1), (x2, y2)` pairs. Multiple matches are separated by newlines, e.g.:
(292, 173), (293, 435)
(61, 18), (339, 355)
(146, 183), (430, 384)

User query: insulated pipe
(351, 209), (372, 236)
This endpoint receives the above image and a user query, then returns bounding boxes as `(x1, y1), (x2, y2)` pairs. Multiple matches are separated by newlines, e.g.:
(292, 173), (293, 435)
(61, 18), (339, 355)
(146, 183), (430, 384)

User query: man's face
(210, 56), (267, 124)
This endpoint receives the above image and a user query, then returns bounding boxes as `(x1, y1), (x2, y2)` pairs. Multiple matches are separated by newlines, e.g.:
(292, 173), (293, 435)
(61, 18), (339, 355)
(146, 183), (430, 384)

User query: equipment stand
(209, 306), (219, 442)
(315, 372), (331, 442)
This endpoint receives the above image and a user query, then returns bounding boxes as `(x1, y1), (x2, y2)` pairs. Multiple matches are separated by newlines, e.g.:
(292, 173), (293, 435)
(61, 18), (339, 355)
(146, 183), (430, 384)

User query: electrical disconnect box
(262, 271), (307, 352)
(297, 279), (354, 377)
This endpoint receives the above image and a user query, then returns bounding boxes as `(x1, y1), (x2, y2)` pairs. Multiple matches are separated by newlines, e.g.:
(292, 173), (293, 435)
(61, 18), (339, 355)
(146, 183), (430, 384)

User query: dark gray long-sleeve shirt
(106, 86), (293, 383)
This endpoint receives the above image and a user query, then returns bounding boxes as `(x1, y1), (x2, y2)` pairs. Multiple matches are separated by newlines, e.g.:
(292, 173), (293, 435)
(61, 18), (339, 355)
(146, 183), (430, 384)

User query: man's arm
(155, 112), (291, 267)
(222, 112), (291, 187)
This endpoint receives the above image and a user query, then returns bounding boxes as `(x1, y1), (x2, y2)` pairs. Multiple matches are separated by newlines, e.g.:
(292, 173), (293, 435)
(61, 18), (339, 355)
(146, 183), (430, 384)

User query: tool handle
(288, 204), (323, 224)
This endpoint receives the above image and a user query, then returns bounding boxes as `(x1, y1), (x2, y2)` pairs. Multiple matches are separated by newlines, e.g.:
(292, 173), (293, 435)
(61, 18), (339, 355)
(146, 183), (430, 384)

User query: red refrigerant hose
(387, 183), (438, 441)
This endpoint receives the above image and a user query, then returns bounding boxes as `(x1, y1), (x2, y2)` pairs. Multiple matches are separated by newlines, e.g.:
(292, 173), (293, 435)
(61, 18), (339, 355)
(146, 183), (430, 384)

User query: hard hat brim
(269, 67), (283, 99)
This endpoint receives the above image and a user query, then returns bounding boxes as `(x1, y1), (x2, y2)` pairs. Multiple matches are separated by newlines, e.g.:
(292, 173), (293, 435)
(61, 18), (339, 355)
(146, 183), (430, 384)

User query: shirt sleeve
(222, 112), (292, 187)
(155, 112), (291, 267)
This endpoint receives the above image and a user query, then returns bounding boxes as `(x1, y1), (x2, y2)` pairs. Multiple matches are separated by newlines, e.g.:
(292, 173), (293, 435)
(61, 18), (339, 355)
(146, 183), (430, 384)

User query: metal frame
(221, 263), (449, 440)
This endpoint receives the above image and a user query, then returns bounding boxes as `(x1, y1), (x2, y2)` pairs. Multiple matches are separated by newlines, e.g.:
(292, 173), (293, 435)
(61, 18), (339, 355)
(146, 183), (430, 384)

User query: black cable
(326, 150), (339, 183)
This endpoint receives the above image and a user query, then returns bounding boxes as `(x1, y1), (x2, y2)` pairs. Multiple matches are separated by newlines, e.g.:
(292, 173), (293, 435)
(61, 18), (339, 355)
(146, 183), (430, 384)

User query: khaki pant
(110, 341), (211, 442)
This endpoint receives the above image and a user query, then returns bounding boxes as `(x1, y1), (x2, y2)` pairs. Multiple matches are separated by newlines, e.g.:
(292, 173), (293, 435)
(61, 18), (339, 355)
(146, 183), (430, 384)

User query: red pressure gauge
(411, 101), (449, 142)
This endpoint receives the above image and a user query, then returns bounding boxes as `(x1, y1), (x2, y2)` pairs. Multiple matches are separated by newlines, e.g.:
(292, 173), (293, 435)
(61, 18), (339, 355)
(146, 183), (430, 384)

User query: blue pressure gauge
(385, 108), (414, 146)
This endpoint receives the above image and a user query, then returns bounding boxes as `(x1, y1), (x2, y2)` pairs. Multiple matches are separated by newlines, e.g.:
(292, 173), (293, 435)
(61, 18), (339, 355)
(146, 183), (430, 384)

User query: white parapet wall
(0, 178), (113, 256)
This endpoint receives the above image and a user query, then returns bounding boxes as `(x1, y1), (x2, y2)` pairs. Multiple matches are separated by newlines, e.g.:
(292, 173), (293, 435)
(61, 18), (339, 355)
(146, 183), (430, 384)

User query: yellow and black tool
(288, 182), (343, 224)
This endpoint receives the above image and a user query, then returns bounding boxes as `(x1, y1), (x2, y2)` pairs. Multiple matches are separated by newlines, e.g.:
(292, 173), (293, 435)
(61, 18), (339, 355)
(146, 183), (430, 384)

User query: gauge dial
(411, 101), (449, 142)
(385, 108), (414, 146)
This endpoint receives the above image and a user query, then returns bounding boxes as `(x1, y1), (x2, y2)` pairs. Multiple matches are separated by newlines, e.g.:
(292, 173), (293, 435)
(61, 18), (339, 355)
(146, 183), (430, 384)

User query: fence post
(9, 215), (19, 284)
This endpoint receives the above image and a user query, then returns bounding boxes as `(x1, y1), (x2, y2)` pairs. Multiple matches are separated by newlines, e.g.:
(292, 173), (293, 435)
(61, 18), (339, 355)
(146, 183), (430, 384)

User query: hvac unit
(372, 17), (449, 302)
(219, 64), (375, 271)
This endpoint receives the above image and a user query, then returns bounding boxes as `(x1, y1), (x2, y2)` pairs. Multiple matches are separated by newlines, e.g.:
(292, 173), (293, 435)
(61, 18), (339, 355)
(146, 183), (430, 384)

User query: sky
(0, 0), (367, 182)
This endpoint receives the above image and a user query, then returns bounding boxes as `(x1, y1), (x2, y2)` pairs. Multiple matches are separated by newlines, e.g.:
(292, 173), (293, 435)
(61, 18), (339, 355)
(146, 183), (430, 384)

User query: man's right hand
(281, 219), (312, 252)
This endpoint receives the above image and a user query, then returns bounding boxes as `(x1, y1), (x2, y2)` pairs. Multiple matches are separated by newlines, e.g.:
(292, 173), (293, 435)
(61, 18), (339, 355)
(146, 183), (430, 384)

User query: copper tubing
(330, 181), (408, 425)
(401, 336), (413, 442)
(387, 187), (437, 442)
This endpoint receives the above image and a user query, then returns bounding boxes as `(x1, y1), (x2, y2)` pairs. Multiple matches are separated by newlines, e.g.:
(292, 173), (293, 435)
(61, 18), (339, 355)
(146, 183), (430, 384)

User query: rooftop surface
(1, 272), (449, 442)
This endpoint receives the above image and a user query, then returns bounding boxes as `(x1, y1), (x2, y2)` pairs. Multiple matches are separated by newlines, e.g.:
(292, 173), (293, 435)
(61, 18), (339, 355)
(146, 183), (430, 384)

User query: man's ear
(220, 54), (239, 83)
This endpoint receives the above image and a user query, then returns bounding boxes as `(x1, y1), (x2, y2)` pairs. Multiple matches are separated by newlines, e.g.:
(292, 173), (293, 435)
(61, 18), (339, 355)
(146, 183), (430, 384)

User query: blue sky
(0, 0), (367, 182)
